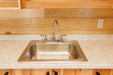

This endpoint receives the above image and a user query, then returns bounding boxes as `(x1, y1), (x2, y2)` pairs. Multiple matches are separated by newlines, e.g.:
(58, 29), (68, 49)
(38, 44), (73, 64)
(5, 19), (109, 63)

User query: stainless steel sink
(18, 40), (87, 62)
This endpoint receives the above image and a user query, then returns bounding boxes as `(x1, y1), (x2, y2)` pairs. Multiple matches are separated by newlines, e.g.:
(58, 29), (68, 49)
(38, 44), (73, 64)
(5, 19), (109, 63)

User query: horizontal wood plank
(22, 1), (113, 8)
(0, 9), (44, 17)
(45, 8), (113, 18)
(0, 0), (18, 7)
(0, 18), (113, 34)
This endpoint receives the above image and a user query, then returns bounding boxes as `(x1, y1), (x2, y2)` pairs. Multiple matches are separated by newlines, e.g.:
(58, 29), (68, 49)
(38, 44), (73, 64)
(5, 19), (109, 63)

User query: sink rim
(17, 40), (88, 62)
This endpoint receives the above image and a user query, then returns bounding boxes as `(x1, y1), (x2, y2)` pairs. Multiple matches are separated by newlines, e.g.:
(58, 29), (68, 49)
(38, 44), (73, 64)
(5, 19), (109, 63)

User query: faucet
(41, 20), (66, 42)
(52, 20), (60, 40)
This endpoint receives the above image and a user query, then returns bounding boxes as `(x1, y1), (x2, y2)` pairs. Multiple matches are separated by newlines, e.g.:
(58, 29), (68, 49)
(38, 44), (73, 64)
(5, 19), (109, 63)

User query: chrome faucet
(41, 20), (66, 42)
(52, 20), (60, 40)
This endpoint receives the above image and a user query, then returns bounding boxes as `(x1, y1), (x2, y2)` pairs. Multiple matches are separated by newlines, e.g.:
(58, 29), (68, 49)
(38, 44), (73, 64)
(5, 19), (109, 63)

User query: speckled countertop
(0, 35), (113, 69)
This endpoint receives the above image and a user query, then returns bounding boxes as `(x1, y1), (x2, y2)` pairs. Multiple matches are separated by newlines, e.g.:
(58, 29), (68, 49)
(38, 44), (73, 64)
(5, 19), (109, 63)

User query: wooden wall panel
(0, 0), (18, 7)
(0, 9), (113, 18)
(0, 9), (44, 17)
(22, 1), (112, 8)
(0, 17), (113, 34)
(45, 8), (113, 18)
(31, 18), (113, 34)
(0, 18), (32, 34)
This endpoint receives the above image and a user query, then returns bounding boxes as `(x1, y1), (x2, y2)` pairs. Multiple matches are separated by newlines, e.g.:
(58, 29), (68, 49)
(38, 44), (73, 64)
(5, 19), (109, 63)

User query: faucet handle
(40, 34), (46, 37)
(40, 34), (47, 40)
(58, 34), (66, 42)
(61, 34), (67, 37)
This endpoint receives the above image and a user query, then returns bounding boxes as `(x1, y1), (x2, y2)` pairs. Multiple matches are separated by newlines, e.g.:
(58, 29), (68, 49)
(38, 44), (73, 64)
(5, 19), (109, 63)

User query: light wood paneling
(45, 8), (113, 18)
(0, 9), (44, 17)
(0, 9), (113, 18)
(0, 0), (18, 7)
(22, 1), (113, 8)
(0, 17), (113, 34)
(0, 18), (32, 34)
(12, 69), (31, 75)
(22, 0), (112, 8)
(32, 18), (113, 34)
(0, 0), (19, 9)
(94, 69), (111, 75)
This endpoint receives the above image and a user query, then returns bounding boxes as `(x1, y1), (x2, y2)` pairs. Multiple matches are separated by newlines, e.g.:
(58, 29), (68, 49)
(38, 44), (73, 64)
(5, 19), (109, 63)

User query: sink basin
(18, 40), (87, 61)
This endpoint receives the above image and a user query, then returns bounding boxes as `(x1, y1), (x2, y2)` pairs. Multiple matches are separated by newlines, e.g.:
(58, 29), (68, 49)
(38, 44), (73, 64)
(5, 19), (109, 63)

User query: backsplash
(0, 35), (112, 40)
(0, 9), (113, 34)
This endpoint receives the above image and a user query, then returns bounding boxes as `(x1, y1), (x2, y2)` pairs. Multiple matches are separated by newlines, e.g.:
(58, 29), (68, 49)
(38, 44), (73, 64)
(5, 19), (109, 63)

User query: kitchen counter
(0, 35), (113, 69)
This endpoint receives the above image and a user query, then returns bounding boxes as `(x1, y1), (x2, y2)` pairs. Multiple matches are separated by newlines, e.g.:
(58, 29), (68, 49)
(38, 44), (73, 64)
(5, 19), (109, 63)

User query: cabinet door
(0, 69), (11, 75)
(63, 69), (77, 75)
(94, 69), (111, 75)
(52, 69), (63, 75)
(63, 69), (93, 75)
(12, 69), (31, 75)
(77, 69), (93, 75)
(31, 69), (51, 75)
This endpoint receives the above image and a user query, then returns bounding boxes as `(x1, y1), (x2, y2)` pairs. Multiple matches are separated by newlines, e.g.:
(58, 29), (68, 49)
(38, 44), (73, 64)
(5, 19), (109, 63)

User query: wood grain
(31, 69), (51, 75)
(12, 69), (31, 75)
(0, 69), (11, 75)
(22, 1), (113, 8)
(63, 69), (93, 75)
(31, 18), (113, 34)
(0, 0), (18, 7)
(94, 69), (111, 75)
(1, 9), (113, 18)
(77, 69), (93, 75)
(0, 17), (32, 35)
(0, 17), (113, 34)
(63, 69), (77, 75)
(45, 8), (113, 18)
(0, 9), (44, 17)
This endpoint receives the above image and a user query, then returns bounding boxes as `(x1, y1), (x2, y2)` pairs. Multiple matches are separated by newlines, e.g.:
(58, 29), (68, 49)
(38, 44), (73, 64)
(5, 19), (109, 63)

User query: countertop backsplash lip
(0, 34), (113, 40)
(0, 34), (113, 68)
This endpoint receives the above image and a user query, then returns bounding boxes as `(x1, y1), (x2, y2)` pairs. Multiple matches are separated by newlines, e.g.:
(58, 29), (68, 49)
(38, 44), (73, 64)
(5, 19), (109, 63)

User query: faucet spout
(52, 20), (60, 40)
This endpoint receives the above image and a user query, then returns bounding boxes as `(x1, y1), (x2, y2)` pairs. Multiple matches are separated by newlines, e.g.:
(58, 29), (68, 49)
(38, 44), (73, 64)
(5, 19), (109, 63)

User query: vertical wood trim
(18, 0), (21, 9)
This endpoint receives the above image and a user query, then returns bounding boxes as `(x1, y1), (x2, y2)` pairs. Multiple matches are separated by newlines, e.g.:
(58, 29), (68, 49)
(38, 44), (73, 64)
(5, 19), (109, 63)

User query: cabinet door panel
(0, 69), (11, 75)
(52, 69), (63, 75)
(94, 69), (111, 75)
(77, 69), (93, 75)
(31, 69), (51, 75)
(63, 69), (78, 75)
(63, 69), (93, 75)
(12, 69), (31, 75)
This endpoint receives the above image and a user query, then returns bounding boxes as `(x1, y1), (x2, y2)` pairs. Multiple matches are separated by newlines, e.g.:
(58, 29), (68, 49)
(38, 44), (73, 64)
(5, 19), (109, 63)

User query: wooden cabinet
(8, 69), (113, 75)
(0, 69), (11, 75)
(63, 69), (93, 75)
(31, 69), (51, 75)
(12, 69), (31, 75)
(94, 69), (111, 75)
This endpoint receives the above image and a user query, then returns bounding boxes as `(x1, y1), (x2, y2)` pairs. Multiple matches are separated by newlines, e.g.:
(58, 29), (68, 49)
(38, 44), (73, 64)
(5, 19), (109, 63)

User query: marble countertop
(0, 35), (113, 69)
